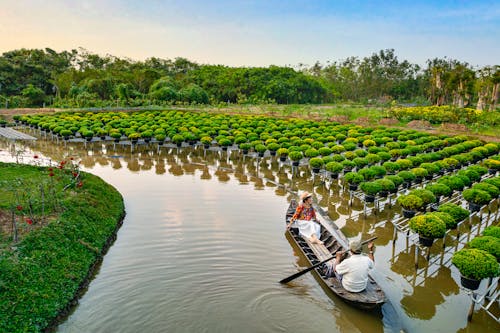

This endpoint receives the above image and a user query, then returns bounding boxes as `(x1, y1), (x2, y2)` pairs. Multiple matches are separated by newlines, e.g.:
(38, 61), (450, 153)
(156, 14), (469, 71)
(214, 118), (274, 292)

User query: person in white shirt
(334, 240), (375, 293)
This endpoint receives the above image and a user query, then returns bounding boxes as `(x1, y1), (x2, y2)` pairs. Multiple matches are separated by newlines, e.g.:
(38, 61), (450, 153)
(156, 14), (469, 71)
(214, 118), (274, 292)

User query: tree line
(0, 48), (497, 110)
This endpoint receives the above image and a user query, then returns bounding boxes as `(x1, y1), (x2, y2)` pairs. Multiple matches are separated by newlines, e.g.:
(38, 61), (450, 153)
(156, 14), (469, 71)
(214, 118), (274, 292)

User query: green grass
(0, 162), (125, 332)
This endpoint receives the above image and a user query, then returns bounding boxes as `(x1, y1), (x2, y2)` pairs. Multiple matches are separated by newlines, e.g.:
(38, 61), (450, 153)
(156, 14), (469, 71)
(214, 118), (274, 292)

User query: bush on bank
(0, 163), (125, 333)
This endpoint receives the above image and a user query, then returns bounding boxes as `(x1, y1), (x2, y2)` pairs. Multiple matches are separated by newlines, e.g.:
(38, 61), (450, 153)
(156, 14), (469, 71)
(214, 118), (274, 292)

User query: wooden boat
(285, 199), (386, 310)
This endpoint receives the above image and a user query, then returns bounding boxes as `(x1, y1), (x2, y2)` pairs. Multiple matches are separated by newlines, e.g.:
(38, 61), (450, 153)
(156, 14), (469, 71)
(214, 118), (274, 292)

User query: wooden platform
(0, 127), (37, 140)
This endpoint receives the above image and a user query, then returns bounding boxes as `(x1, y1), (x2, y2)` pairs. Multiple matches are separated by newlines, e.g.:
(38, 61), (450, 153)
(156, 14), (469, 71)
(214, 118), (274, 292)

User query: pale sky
(1, 0), (499, 67)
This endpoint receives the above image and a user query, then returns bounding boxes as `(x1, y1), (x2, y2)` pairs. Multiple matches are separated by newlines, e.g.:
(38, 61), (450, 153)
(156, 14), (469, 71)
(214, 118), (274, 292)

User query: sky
(0, 0), (499, 68)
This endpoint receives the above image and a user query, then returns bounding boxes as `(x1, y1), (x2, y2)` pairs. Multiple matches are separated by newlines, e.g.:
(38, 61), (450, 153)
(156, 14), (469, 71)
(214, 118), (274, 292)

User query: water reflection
(0, 137), (498, 332)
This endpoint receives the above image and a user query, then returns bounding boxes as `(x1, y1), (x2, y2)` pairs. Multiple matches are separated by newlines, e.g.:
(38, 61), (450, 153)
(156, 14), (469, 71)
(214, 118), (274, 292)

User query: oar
(280, 236), (377, 284)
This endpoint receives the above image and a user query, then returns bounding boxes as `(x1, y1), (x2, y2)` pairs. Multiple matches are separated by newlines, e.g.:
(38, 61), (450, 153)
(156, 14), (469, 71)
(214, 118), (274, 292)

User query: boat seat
(303, 236), (337, 271)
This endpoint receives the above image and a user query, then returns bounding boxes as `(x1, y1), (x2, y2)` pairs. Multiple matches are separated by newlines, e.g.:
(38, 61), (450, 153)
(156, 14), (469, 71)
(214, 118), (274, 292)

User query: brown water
(1, 138), (498, 333)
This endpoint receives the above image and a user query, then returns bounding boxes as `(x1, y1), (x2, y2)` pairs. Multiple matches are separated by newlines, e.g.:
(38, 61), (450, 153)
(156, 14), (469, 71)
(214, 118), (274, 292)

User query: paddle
(280, 236), (377, 284)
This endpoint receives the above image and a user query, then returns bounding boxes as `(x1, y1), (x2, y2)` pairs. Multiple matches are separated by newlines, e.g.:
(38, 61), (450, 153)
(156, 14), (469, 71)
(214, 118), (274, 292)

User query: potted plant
(452, 248), (499, 290)
(344, 172), (364, 191)
(155, 133), (166, 145)
(309, 157), (324, 174)
(239, 142), (252, 154)
(437, 203), (470, 225)
(172, 134), (185, 147)
(397, 171), (416, 188)
(218, 137), (233, 151)
(409, 189), (437, 210)
(110, 131), (122, 143)
(359, 181), (383, 202)
(382, 161), (400, 175)
(397, 194), (424, 218)
(428, 212), (457, 230)
(341, 159), (356, 172)
(288, 151), (303, 166)
(462, 188), (492, 212)
(483, 225), (500, 238)
(60, 129), (72, 140)
(374, 178), (395, 197)
(411, 167), (429, 183)
(471, 182), (500, 199)
(200, 136), (213, 149)
(268, 142), (281, 156)
(425, 183), (451, 204)
(385, 175), (404, 193)
(325, 161), (343, 179)
(408, 213), (446, 246)
(276, 147), (289, 162)
(484, 158), (500, 175)
(468, 236), (500, 261)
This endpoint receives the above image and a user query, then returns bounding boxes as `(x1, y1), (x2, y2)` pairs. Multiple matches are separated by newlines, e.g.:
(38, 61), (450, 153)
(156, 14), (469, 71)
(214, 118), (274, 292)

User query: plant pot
(292, 161), (299, 167)
(403, 181), (412, 189)
(488, 169), (497, 175)
(330, 173), (339, 179)
(222, 147), (228, 151)
(402, 209), (416, 218)
(348, 184), (358, 191)
(114, 138), (120, 143)
(364, 194), (375, 203)
(414, 177), (423, 184)
(460, 275), (481, 290)
(425, 175), (433, 181)
(468, 202), (481, 212)
(176, 142), (182, 147)
(418, 235), (434, 247)
(131, 139), (138, 145)
(242, 150), (248, 155)
(379, 190), (389, 198)
(144, 138), (151, 143)
(204, 144), (210, 149)
(438, 170), (445, 176)
(312, 167), (320, 174)
(258, 152), (264, 157)
(279, 156), (287, 162)
(85, 137), (93, 142)
(390, 187), (398, 194)
(270, 151), (276, 156)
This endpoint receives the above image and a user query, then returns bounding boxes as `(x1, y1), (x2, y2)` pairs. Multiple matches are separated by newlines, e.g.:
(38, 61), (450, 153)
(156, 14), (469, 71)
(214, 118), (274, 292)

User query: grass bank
(0, 162), (125, 332)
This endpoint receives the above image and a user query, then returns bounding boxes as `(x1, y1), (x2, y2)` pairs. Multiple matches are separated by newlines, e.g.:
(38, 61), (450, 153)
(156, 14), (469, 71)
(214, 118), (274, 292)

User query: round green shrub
(469, 236), (500, 260)
(408, 213), (446, 238)
(288, 151), (303, 161)
(309, 157), (324, 168)
(483, 226), (500, 238)
(385, 175), (404, 187)
(397, 194), (424, 211)
(325, 162), (343, 174)
(360, 181), (383, 196)
(472, 182), (499, 198)
(463, 188), (492, 205)
(428, 212), (457, 229)
(374, 178), (396, 191)
(409, 189), (436, 205)
(452, 248), (499, 280)
(437, 203), (470, 223)
(344, 172), (364, 185)
(425, 183), (452, 198)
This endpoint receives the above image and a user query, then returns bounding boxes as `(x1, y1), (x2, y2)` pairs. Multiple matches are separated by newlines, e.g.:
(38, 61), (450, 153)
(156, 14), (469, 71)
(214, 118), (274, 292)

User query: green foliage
(437, 203), (470, 223)
(462, 188), (492, 205)
(452, 249), (499, 280)
(425, 183), (452, 197)
(483, 226), (500, 238)
(374, 178), (396, 191)
(359, 181), (383, 195)
(397, 171), (416, 182)
(288, 151), (303, 161)
(397, 194), (423, 211)
(0, 163), (124, 332)
(309, 157), (324, 168)
(469, 236), (500, 260)
(325, 161), (343, 174)
(471, 182), (500, 198)
(408, 214), (446, 238)
(428, 212), (457, 229)
(409, 189), (436, 205)
(385, 175), (404, 187)
(344, 172), (364, 184)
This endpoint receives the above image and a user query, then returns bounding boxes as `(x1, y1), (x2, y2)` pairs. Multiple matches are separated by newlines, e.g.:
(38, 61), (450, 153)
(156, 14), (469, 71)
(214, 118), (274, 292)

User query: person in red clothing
(287, 192), (323, 245)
